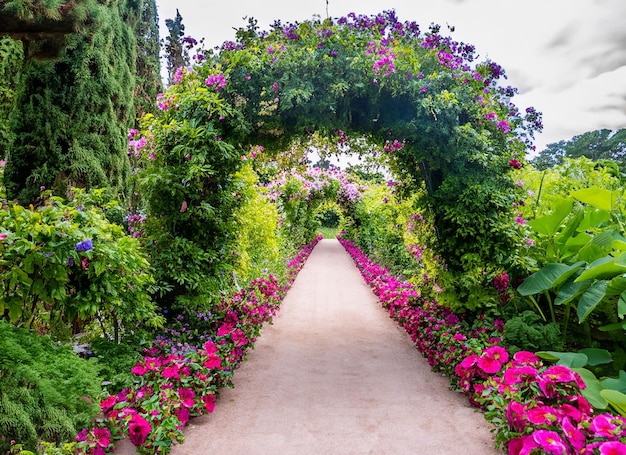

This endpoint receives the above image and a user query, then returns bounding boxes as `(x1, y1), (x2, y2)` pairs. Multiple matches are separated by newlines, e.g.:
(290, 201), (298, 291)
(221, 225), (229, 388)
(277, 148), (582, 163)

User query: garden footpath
(122, 239), (500, 454)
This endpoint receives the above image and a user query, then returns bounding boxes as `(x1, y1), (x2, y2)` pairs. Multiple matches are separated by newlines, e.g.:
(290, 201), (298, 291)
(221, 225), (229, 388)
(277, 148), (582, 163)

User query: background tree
(163, 9), (185, 86)
(532, 128), (626, 170)
(0, 36), (22, 159)
(132, 0), (161, 118)
(3, 0), (139, 204)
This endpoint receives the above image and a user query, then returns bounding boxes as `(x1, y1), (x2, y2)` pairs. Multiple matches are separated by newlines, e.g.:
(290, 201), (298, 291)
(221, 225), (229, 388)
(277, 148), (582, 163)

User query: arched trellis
(140, 10), (542, 306)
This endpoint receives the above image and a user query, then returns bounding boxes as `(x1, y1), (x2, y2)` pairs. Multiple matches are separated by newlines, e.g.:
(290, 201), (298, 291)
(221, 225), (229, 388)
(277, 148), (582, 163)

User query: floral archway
(140, 10), (542, 307)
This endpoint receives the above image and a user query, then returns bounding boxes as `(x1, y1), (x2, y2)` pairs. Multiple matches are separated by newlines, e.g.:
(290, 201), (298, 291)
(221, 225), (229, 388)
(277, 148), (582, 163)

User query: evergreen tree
(3, 1), (139, 204)
(0, 37), (22, 159)
(164, 9), (185, 86)
(133, 0), (161, 118)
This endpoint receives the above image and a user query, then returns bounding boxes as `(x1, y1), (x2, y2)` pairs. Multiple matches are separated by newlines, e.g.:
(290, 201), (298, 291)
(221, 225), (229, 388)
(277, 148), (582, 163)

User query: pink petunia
(561, 417), (586, 452)
(93, 427), (111, 448)
(128, 413), (152, 446)
(599, 441), (626, 455)
(507, 434), (538, 455)
(505, 400), (527, 433)
(591, 414), (620, 438)
(175, 407), (190, 428)
(526, 405), (559, 426)
(178, 387), (196, 408)
(477, 345), (509, 374)
(532, 430), (568, 455)
(202, 394), (216, 413)
(162, 364), (181, 380)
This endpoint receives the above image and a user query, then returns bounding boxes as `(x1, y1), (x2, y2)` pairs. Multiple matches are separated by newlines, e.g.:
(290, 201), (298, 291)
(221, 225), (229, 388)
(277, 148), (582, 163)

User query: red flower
(509, 159), (523, 169)
(128, 413), (151, 446)
(178, 387), (196, 408)
(99, 395), (117, 414)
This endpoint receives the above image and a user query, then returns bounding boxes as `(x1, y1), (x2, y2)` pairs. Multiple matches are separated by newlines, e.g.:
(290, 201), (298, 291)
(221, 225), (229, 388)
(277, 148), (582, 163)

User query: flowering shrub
(75, 235), (321, 454)
(458, 349), (626, 454)
(338, 236), (626, 453)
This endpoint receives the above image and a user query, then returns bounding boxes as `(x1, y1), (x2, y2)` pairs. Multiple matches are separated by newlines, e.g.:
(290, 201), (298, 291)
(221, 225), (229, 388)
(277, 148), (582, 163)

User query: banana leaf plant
(517, 188), (626, 335)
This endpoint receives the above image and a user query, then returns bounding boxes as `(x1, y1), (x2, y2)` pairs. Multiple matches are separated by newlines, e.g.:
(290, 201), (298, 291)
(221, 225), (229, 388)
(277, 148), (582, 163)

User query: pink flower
(202, 394), (216, 413)
(180, 201), (188, 213)
(509, 159), (523, 169)
(512, 351), (540, 367)
(477, 345), (509, 374)
(93, 427), (111, 448)
(599, 441), (626, 455)
(561, 417), (585, 451)
(0, 233), (7, 241)
(99, 395), (117, 414)
(503, 365), (538, 387)
(128, 413), (151, 446)
(526, 405), (558, 425)
(178, 387), (196, 408)
(131, 361), (148, 376)
(507, 434), (538, 455)
(175, 407), (190, 428)
(532, 430), (568, 455)
(591, 414), (621, 438)
(505, 401), (527, 432)
(162, 364), (181, 380)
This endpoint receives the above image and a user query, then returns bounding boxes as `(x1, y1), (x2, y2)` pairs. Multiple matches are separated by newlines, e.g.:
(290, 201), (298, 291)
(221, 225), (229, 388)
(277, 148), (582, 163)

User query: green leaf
(577, 280), (609, 322)
(575, 255), (626, 282)
(598, 322), (626, 332)
(578, 348), (612, 366)
(556, 277), (591, 306)
(606, 275), (626, 297)
(600, 371), (626, 394)
(619, 293), (626, 318)
(528, 199), (573, 236)
(536, 351), (588, 367)
(573, 368), (609, 409)
(517, 262), (585, 296)
(600, 389), (626, 417)
(572, 188), (619, 211)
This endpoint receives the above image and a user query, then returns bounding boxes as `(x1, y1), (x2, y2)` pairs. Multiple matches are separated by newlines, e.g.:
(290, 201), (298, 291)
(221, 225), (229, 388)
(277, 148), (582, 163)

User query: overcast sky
(155, 0), (626, 153)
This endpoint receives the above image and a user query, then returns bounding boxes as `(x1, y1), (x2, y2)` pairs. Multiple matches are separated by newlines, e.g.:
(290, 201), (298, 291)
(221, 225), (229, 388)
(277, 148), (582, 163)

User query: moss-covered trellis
(140, 10), (543, 308)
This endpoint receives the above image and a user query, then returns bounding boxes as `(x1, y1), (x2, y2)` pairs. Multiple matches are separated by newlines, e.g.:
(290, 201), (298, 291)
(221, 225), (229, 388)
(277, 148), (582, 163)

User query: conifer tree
(133, 0), (161, 118)
(3, 1), (138, 203)
(0, 37), (22, 159)
(164, 9), (185, 86)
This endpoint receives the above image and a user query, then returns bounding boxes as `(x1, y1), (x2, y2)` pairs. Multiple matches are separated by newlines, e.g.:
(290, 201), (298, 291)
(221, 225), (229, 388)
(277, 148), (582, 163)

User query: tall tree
(3, 1), (139, 204)
(532, 129), (626, 170)
(163, 9), (185, 86)
(0, 36), (22, 159)
(133, 0), (161, 118)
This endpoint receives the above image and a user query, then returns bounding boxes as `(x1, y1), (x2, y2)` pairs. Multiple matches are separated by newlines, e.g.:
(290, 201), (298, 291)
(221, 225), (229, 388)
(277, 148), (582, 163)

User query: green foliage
(0, 37), (22, 159)
(0, 321), (101, 453)
(532, 128), (626, 171)
(0, 189), (163, 341)
(139, 67), (248, 313)
(163, 9), (185, 85)
(502, 310), (563, 352)
(232, 163), (283, 285)
(3, 0), (138, 204)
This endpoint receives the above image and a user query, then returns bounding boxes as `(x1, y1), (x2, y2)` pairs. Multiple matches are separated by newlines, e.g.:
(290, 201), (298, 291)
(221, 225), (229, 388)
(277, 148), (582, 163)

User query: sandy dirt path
(125, 239), (501, 454)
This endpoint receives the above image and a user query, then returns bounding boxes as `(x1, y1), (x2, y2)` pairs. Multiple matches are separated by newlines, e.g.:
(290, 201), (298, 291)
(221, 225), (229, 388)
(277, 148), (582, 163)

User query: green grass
(318, 226), (340, 239)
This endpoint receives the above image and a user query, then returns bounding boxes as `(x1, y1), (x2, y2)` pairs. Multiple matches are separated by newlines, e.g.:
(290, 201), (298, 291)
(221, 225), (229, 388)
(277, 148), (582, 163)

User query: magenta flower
(175, 407), (190, 428)
(477, 345), (509, 374)
(93, 427), (111, 448)
(128, 413), (152, 446)
(202, 394), (216, 413)
(599, 441), (626, 455)
(512, 351), (540, 367)
(561, 417), (585, 452)
(526, 405), (559, 426)
(162, 363), (181, 380)
(591, 414), (621, 438)
(503, 365), (538, 387)
(178, 387), (196, 408)
(532, 430), (568, 455)
(205, 73), (227, 91)
(507, 434), (538, 455)
(505, 400), (527, 432)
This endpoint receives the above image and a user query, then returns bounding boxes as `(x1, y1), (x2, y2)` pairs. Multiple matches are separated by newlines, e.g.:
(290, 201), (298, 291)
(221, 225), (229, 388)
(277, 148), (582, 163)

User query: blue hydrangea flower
(75, 238), (93, 252)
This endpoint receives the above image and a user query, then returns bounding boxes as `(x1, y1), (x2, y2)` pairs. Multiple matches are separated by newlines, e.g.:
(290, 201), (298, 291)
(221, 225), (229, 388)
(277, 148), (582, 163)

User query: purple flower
(75, 238), (93, 252)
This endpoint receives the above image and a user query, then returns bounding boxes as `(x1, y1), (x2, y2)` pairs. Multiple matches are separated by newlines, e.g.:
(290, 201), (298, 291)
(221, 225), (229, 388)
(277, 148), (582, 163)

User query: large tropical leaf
(577, 280), (609, 322)
(555, 276), (591, 306)
(528, 199), (573, 236)
(601, 371), (626, 394)
(573, 367), (609, 409)
(517, 262), (585, 296)
(572, 188), (619, 212)
(578, 348), (612, 366)
(536, 351), (588, 368)
(576, 254), (626, 282)
(600, 389), (626, 417)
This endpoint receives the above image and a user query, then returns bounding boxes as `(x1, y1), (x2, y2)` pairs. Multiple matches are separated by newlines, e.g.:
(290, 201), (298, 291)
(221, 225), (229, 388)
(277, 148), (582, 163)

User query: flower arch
(142, 10), (542, 282)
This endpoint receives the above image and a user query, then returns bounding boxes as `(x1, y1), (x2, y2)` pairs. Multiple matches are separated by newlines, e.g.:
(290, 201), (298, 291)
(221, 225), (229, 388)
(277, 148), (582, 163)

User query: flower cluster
(75, 236), (322, 454)
(383, 139), (404, 153)
(458, 350), (626, 454)
(205, 73), (227, 91)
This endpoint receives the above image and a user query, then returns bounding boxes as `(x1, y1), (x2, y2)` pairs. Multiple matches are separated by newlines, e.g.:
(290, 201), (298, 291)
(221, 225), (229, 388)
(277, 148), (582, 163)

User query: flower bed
(75, 235), (322, 454)
(338, 236), (626, 455)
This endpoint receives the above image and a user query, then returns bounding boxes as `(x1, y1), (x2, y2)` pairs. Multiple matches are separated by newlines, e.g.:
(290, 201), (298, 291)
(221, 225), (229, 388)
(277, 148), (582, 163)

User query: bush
(0, 322), (101, 453)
